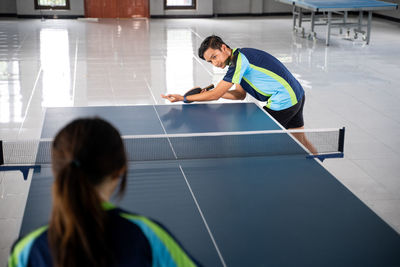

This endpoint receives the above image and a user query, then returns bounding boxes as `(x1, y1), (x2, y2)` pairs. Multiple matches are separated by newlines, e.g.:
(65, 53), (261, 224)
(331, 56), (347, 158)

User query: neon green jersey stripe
(8, 226), (48, 267)
(249, 63), (298, 106)
(232, 53), (242, 84)
(101, 201), (116, 211)
(120, 213), (196, 267)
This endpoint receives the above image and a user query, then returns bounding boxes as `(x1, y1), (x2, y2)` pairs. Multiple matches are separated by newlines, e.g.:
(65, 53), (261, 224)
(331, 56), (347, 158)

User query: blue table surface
(43, 103), (280, 138)
(20, 103), (400, 266)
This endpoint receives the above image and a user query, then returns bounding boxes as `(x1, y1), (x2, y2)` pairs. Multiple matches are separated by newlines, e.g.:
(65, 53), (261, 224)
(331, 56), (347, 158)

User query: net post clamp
(0, 165), (41, 180)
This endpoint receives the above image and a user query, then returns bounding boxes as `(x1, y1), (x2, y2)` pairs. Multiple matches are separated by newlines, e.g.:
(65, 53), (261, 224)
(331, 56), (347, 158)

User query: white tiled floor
(0, 16), (400, 263)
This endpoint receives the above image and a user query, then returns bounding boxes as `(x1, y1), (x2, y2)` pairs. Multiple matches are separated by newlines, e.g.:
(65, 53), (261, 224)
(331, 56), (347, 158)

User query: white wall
(209, 0), (290, 15)
(250, 0), (263, 14)
(150, 0), (291, 16)
(263, 0), (291, 13)
(0, 0), (17, 14)
(150, 0), (213, 16)
(7, 0), (398, 20)
(16, 0), (84, 16)
(214, 0), (252, 14)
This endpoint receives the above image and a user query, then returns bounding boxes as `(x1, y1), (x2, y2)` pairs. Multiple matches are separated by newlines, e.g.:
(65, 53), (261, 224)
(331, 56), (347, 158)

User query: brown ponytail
(48, 118), (127, 267)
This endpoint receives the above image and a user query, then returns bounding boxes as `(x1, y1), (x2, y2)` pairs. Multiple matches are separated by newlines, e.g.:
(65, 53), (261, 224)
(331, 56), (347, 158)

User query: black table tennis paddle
(183, 84), (214, 103)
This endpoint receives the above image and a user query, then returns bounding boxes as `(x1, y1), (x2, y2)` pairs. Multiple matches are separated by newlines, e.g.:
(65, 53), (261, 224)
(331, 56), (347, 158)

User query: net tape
(1, 128), (343, 165)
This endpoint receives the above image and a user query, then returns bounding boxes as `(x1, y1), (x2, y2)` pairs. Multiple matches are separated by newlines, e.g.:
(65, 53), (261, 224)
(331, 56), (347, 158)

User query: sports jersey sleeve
(223, 50), (250, 84)
(120, 213), (200, 267)
(8, 226), (48, 267)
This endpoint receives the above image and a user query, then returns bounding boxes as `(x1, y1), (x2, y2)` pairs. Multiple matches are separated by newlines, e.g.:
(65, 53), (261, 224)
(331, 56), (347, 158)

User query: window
(35, 0), (70, 10)
(164, 0), (196, 10)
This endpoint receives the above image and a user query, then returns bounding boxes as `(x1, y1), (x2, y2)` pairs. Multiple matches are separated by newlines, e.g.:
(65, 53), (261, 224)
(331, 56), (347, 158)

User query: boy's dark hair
(198, 35), (231, 60)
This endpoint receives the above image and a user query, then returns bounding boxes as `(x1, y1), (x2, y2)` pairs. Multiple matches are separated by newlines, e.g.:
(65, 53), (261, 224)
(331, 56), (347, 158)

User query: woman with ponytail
(9, 118), (200, 267)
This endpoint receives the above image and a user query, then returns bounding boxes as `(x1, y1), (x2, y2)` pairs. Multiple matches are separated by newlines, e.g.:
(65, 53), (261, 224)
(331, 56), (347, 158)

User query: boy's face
(203, 44), (231, 69)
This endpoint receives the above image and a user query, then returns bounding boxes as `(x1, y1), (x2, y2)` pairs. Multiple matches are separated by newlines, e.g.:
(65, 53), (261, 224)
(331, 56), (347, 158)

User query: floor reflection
(165, 28), (194, 95)
(40, 28), (72, 107)
(0, 61), (22, 123)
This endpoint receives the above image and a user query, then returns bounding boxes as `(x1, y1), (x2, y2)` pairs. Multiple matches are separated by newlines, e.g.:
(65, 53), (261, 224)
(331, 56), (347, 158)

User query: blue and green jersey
(223, 48), (304, 111)
(8, 202), (200, 267)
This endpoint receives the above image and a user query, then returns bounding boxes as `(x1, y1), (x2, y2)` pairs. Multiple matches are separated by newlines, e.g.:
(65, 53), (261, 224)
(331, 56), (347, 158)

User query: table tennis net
(0, 128), (344, 165)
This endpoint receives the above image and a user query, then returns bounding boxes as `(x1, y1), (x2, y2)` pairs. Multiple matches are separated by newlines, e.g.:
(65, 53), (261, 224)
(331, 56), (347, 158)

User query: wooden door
(85, 0), (116, 18)
(85, 0), (148, 18)
(119, 0), (149, 18)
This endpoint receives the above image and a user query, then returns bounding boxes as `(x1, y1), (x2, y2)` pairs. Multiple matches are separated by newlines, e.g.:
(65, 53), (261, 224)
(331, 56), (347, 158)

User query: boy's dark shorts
(263, 95), (305, 129)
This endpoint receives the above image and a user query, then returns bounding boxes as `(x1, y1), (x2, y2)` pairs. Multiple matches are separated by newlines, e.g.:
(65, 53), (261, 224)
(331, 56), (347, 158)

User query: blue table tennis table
(277, 0), (398, 45)
(17, 103), (400, 266)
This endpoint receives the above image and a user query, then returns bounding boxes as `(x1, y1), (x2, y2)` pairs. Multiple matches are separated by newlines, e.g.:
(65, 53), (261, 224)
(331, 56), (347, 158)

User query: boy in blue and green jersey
(162, 35), (306, 130)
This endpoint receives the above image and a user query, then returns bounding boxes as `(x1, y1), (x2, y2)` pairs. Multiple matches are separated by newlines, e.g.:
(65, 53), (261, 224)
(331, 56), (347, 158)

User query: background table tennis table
(277, 0), (398, 45)
(20, 103), (400, 266)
